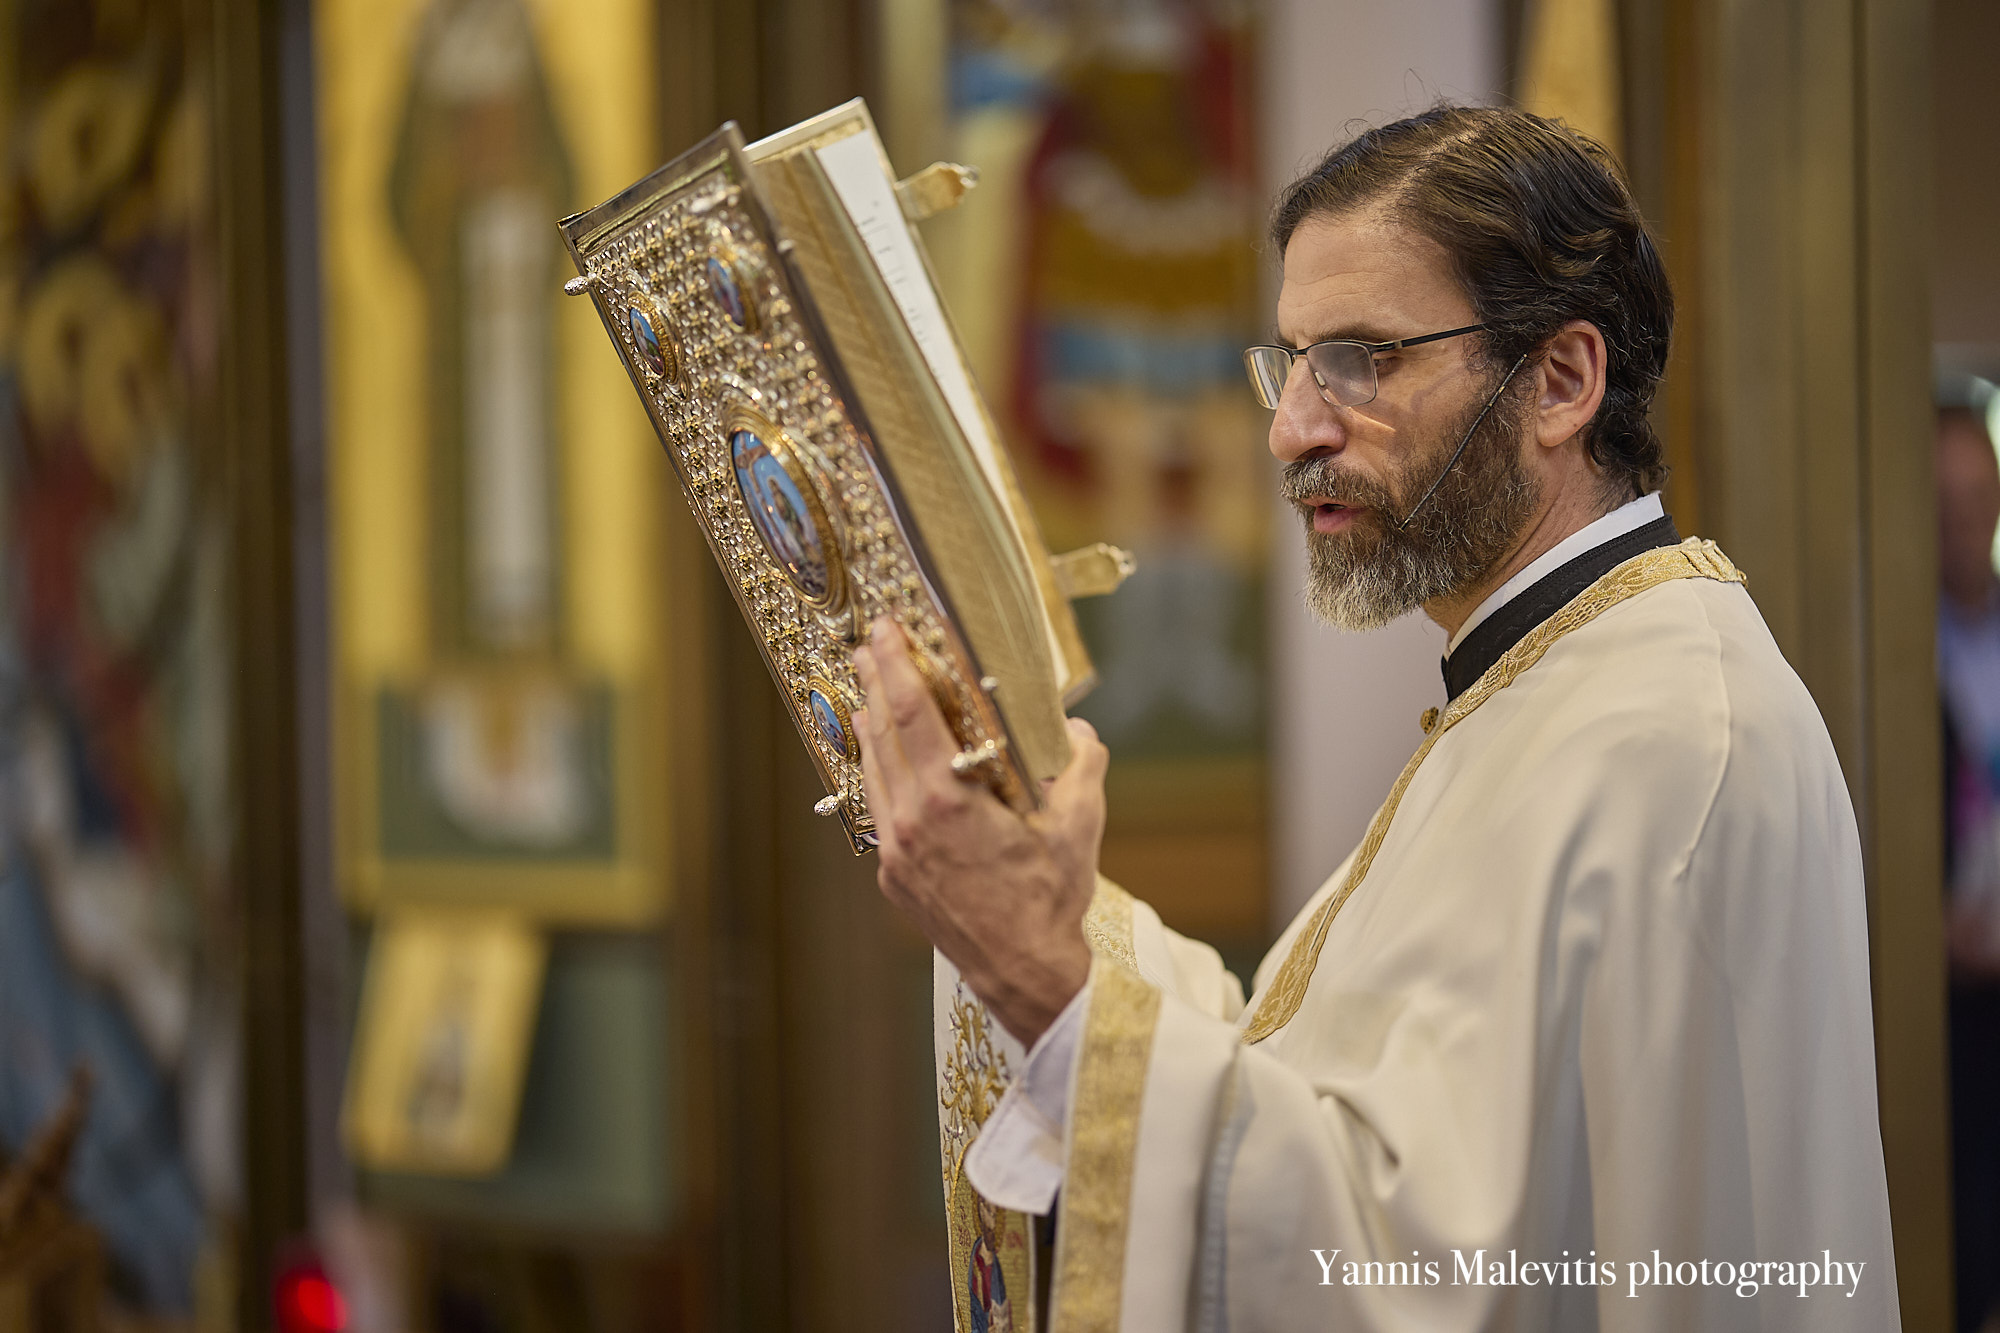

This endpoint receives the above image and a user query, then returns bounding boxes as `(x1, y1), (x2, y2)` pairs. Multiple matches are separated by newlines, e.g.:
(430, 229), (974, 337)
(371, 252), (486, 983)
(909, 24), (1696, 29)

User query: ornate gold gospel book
(560, 100), (1127, 852)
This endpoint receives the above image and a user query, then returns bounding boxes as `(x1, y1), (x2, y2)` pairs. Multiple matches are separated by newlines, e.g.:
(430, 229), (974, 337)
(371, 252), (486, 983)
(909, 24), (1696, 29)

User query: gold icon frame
(721, 399), (849, 617)
(702, 228), (761, 335)
(622, 294), (681, 386)
(803, 674), (860, 763)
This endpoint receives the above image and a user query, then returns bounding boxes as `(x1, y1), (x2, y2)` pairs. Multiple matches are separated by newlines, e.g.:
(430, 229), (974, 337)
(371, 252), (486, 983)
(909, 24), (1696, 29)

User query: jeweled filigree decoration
(563, 146), (1019, 852)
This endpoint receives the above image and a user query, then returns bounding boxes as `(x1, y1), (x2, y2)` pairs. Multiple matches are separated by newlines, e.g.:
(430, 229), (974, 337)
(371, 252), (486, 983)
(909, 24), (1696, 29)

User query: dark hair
(1272, 105), (1673, 497)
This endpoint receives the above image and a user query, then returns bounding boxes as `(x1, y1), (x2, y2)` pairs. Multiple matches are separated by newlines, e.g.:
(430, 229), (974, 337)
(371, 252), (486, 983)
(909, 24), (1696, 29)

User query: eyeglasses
(1242, 324), (1488, 409)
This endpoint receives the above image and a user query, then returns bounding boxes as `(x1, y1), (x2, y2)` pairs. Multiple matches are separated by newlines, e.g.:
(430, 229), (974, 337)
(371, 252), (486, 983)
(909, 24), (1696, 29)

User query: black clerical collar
(1441, 514), (1682, 703)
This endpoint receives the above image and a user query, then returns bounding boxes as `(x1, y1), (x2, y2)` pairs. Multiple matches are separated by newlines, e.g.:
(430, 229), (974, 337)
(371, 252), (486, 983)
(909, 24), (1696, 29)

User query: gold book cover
(559, 100), (1127, 852)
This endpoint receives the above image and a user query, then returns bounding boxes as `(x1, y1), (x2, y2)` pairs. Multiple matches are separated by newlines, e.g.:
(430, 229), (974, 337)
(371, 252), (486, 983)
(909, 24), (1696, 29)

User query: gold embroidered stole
(1050, 960), (1158, 1331)
(941, 875), (1140, 1333)
(1240, 537), (1746, 1043)
(1082, 874), (1138, 970)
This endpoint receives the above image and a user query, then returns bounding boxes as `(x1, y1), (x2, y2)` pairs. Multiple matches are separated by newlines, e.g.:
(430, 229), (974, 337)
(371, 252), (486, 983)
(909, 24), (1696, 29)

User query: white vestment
(935, 536), (1899, 1332)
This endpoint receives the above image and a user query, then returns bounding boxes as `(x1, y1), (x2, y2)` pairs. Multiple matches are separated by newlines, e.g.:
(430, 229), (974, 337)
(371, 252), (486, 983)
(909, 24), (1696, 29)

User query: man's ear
(1534, 320), (1608, 451)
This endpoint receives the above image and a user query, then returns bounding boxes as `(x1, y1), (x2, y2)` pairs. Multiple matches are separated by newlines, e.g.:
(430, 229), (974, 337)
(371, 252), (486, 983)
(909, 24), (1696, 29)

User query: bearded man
(852, 106), (1899, 1331)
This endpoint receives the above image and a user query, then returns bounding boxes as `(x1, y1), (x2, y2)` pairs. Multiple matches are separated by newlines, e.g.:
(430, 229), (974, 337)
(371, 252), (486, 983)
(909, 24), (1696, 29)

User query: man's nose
(1267, 365), (1347, 464)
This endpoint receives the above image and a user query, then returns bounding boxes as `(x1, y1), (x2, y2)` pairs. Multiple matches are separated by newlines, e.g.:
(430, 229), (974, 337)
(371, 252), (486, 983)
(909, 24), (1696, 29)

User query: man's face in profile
(1268, 208), (1538, 630)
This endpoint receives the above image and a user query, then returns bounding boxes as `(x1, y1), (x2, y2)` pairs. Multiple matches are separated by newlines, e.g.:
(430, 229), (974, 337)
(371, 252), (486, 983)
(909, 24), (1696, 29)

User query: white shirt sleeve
(962, 982), (1088, 1214)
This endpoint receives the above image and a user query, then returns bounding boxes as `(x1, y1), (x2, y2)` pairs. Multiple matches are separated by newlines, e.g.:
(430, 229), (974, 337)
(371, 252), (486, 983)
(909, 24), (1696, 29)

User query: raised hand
(852, 616), (1106, 1044)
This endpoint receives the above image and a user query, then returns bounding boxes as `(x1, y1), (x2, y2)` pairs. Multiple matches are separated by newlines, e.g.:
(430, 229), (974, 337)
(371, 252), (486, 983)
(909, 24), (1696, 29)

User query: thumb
(1046, 716), (1109, 826)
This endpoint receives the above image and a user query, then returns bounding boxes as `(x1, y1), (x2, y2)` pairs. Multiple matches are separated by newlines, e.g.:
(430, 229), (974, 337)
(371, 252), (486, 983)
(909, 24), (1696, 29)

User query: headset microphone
(1393, 352), (1530, 531)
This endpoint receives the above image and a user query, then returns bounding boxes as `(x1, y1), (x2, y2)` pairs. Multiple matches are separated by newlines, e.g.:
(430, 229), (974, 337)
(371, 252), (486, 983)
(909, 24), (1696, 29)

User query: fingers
(1044, 715), (1109, 839)
(852, 645), (915, 815)
(864, 617), (961, 775)
(1061, 716), (1110, 786)
(851, 702), (893, 852)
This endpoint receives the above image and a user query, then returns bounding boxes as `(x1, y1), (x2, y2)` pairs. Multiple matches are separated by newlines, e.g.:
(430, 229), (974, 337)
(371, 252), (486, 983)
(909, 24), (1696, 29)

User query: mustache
(1279, 456), (1403, 512)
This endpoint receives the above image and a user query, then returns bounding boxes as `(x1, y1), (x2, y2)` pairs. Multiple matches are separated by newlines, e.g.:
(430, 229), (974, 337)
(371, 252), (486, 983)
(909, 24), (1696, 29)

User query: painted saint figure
(389, 0), (575, 660)
(384, 0), (610, 853)
(965, 1194), (1013, 1333)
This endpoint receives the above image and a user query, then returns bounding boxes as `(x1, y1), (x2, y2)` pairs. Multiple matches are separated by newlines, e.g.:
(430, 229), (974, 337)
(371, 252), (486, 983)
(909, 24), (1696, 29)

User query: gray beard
(1283, 379), (1539, 632)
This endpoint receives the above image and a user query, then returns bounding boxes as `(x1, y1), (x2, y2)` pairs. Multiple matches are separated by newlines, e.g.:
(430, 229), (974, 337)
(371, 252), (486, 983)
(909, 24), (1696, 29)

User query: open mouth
(1309, 500), (1363, 533)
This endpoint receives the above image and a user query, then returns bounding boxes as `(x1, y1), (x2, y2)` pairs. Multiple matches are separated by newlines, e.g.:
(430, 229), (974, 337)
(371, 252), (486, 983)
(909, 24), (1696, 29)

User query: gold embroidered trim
(1240, 538), (1745, 1044)
(1051, 960), (1161, 1331)
(1082, 875), (1137, 972)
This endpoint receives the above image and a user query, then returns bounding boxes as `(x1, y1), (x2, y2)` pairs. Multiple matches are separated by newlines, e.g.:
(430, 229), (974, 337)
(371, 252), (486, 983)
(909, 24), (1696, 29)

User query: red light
(276, 1267), (348, 1333)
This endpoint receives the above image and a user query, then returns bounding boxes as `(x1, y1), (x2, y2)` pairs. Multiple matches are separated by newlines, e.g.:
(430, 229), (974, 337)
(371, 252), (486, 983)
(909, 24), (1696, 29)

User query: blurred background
(0, 0), (1978, 1328)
